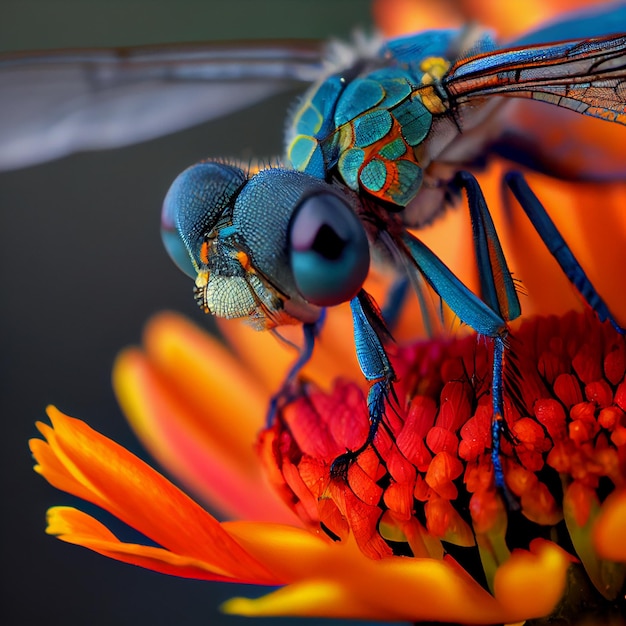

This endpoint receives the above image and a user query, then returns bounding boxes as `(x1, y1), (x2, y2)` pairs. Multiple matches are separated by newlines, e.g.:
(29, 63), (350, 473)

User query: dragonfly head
(162, 162), (370, 329)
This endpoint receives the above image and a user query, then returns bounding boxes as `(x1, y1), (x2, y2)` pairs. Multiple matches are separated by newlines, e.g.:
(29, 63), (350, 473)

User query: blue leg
(267, 309), (326, 426)
(455, 171), (522, 502)
(337, 217), (513, 481)
(455, 171), (521, 323)
(402, 171), (522, 500)
(505, 171), (624, 334)
(381, 276), (410, 331)
(491, 336), (506, 486)
(331, 290), (396, 478)
(401, 231), (508, 336)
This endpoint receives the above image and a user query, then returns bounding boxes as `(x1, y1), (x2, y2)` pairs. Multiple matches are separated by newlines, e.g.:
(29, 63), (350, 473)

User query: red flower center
(258, 311), (626, 581)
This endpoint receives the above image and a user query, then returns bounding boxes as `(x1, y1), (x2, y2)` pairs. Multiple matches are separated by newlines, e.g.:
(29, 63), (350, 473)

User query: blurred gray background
(0, 1), (405, 624)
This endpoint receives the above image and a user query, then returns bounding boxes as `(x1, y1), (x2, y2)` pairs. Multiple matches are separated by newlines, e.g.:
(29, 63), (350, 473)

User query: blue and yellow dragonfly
(2, 3), (625, 494)
(160, 4), (626, 489)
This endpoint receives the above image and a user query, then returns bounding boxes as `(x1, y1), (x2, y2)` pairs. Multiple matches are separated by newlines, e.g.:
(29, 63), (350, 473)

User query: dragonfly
(159, 3), (626, 491)
(2, 3), (625, 497)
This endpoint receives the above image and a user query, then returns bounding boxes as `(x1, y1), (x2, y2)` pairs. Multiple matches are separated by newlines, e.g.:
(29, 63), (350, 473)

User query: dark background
(0, 1), (402, 624)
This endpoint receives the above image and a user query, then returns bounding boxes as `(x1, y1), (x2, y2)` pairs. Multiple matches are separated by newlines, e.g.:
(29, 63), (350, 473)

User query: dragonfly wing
(446, 35), (626, 125)
(0, 41), (325, 170)
(444, 33), (626, 179)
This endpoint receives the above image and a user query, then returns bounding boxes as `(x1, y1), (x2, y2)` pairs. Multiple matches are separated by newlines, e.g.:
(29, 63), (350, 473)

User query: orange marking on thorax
(236, 250), (251, 271)
(199, 241), (210, 265)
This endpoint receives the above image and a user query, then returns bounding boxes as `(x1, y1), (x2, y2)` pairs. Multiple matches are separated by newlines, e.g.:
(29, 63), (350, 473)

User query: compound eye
(161, 228), (197, 279)
(161, 162), (246, 279)
(289, 193), (369, 306)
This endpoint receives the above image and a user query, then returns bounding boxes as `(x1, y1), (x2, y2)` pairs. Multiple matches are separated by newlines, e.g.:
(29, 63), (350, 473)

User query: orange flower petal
(374, 0), (601, 40)
(113, 313), (297, 523)
(35, 412), (573, 622)
(593, 488), (626, 563)
(141, 312), (266, 461)
(564, 484), (626, 600)
(223, 524), (571, 622)
(372, 0), (462, 38)
(512, 177), (626, 324)
(115, 348), (255, 514)
(218, 303), (362, 393)
(47, 507), (242, 582)
(492, 539), (572, 617)
(31, 434), (96, 504)
(471, 163), (626, 325)
(401, 165), (626, 334)
(218, 318), (296, 391)
(456, 0), (594, 39)
(30, 407), (278, 584)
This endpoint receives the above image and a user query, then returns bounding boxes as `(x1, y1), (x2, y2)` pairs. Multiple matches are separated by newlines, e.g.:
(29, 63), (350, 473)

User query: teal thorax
(286, 31), (463, 207)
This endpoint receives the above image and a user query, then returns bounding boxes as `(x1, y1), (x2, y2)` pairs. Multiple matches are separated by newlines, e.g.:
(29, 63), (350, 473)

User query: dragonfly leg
(403, 171), (523, 501)
(380, 263), (441, 338)
(381, 275), (410, 331)
(454, 171), (522, 323)
(267, 309), (326, 426)
(491, 334), (520, 508)
(505, 171), (624, 334)
(331, 290), (396, 478)
(457, 171), (524, 504)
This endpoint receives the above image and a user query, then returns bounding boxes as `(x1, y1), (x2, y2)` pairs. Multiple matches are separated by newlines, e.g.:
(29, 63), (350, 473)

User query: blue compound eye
(161, 162), (247, 278)
(161, 226), (197, 279)
(289, 193), (370, 306)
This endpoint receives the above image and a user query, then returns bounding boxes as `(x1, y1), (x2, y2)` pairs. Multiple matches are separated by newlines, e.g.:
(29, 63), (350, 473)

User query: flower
(29, 404), (567, 624)
(373, 0), (600, 40)
(260, 310), (626, 618)
(31, 308), (626, 622)
(31, 0), (626, 623)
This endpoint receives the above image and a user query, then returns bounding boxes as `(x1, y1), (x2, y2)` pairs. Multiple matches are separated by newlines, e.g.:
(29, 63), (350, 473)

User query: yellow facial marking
(195, 269), (209, 289)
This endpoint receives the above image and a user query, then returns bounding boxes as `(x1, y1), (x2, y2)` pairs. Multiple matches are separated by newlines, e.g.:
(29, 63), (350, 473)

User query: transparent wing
(446, 34), (626, 125)
(0, 40), (326, 170)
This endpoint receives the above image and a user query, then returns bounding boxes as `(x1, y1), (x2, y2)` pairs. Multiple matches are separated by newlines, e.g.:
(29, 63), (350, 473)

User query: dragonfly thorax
(286, 37), (459, 210)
